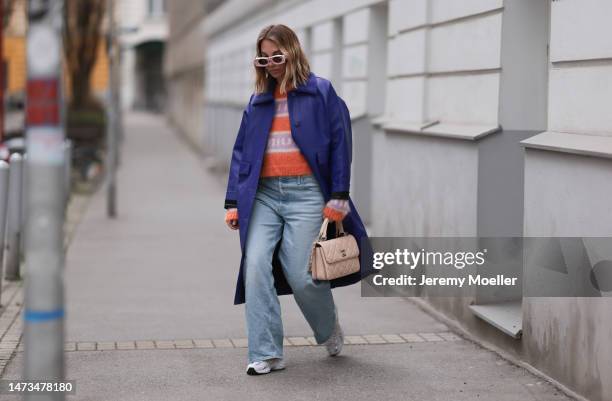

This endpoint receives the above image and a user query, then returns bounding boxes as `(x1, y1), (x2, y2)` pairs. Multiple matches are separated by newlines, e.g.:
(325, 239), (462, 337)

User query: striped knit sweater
(260, 85), (313, 177)
(225, 85), (350, 224)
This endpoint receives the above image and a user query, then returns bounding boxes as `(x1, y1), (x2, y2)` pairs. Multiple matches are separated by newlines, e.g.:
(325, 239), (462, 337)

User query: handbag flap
(317, 234), (359, 264)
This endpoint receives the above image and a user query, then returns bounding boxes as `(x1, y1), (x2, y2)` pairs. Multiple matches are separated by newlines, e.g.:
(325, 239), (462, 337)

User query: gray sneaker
(323, 307), (344, 356)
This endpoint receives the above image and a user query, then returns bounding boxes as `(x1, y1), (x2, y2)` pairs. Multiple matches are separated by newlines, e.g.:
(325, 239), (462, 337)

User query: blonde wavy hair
(254, 24), (311, 95)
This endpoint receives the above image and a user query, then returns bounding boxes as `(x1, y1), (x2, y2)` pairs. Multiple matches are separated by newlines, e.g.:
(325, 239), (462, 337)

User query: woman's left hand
(323, 199), (350, 222)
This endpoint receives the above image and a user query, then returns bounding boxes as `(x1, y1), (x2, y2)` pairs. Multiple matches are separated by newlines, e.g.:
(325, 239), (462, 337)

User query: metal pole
(64, 139), (72, 207)
(106, 0), (117, 218)
(20, 152), (28, 257)
(23, 0), (66, 398)
(4, 152), (23, 280)
(117, 42), (124, 167)
(0, 160), (9, 304)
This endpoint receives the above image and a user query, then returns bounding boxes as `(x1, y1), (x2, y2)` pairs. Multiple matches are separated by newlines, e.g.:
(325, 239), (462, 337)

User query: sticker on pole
(27, 126), (64, 165)
(26, 79), (60, 126)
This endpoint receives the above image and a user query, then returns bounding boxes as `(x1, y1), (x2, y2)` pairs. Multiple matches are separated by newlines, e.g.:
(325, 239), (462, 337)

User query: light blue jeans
(244, 174), (337, 363)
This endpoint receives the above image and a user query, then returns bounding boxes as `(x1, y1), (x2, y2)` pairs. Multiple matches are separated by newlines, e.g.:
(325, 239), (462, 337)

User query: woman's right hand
(225, 208), (239, 230)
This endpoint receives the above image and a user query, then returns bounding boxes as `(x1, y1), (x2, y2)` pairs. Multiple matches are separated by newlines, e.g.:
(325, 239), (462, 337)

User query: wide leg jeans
(244, 174), (336, 363)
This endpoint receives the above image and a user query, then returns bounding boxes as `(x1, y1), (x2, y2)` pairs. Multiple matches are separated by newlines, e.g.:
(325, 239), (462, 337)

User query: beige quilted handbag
(308, 218), (360, 280)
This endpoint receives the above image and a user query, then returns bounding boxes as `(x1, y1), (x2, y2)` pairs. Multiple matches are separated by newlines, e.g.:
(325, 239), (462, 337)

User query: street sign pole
(106, 0), (117, 218)
(23, 1), (66, 399)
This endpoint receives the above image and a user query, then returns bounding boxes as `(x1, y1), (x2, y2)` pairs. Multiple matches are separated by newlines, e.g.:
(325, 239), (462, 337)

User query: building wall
(164, 0), (208, 149)
(166, 68), (204, 149)
(202, 2), (612, 400)
(523, 151), (612, 401)
(520, 1), (612, 400)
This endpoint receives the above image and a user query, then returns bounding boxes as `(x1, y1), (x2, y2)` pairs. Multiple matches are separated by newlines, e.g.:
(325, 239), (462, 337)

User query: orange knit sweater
(259, 85), (312, 177)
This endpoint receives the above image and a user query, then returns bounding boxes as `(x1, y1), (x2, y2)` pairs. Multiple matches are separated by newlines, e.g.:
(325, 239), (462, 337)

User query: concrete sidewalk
(0, 112), (573, 400)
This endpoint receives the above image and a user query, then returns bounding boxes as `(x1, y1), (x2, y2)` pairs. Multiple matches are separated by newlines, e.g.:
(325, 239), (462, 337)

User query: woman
(223, 24), (371, 375)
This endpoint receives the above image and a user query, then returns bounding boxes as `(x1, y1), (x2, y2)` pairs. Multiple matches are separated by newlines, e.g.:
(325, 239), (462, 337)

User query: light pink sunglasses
(253, 54), (287, 68)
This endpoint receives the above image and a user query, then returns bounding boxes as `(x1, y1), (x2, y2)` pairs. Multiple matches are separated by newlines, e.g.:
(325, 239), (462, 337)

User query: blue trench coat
(224, 72), (374, 305)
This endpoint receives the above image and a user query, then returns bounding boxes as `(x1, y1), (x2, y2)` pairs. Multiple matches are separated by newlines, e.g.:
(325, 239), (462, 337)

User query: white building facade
(202, 2), (612, 400)
(118, 0), (168, 111)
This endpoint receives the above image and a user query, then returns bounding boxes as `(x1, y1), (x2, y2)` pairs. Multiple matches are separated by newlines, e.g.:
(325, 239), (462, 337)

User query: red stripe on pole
(26, 79), (60, 125)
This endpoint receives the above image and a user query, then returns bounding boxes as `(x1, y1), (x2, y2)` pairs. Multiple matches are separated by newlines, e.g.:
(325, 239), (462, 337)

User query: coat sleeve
(224, 94), (254, 209)
(326, 84), (352, 200)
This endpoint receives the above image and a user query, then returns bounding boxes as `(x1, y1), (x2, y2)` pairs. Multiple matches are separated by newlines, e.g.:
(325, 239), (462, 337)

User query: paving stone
(212, 339), (233, 348)
(345, 335), (368, 344)
(399, 333), (425, 342)
(419, 332), (445, 342)
(230, 338), (248, 348)
(155, 341), (175, 349)
(363, 334), (386, 344)
(193, 339), (214, 349)
(135, 341), (155, 350)
(76, 342), (96, 351)
(64, 342), (76, 351)
(116, 341), (136, 350)
(174, 339), (194, 349)
(381, 334), (405, 343)
(438, 332), (462, 341)
(97, 342), (116, 351)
